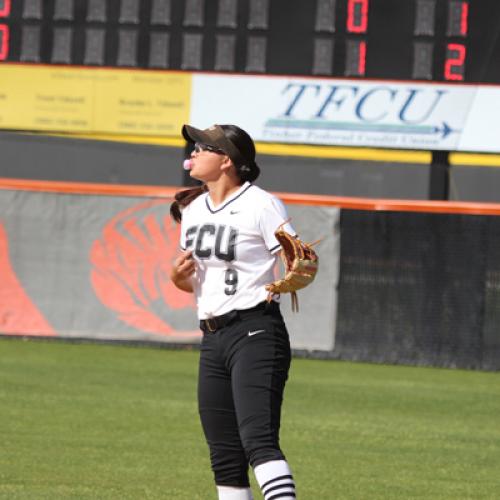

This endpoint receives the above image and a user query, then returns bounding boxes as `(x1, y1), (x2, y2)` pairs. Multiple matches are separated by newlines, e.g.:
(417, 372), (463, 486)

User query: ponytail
(238, 161), (260, 183)
(170, 184), (206, 223)
(218, 125), (261, 183)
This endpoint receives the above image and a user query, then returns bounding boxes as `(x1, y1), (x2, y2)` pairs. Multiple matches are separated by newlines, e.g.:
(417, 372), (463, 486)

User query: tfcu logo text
(281, 82), (447, 124)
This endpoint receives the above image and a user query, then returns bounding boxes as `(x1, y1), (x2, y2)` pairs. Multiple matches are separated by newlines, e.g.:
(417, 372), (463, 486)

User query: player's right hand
(170, 251), (196, 292)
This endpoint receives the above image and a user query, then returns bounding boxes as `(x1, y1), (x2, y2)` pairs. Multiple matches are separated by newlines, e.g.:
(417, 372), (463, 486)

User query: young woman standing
(170, 124), (297, 500)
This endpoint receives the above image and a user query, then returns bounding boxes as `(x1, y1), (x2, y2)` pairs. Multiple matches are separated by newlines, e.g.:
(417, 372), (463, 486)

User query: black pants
(198, 301), (291, 487)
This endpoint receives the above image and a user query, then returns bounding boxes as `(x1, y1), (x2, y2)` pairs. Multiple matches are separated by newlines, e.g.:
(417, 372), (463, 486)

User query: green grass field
(1, 338), (499, 500)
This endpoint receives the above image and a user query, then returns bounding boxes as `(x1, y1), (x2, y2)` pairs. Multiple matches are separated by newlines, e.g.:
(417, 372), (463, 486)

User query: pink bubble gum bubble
(183, 159), (192, 170)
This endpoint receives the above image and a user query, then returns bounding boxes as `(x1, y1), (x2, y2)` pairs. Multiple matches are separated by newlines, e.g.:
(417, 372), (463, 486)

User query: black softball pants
(197, 301), (291, 487)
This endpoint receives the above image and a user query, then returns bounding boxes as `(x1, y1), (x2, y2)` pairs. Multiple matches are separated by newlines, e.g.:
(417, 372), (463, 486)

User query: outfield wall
(4, 131), (500, 203)
(1, 179), (499, 370)
(0, 181), (339, 352)
(0, 131), (434, 200)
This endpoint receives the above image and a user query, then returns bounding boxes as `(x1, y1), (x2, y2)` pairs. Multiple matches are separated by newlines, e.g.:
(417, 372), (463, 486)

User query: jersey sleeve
(259, 196), (296, 254)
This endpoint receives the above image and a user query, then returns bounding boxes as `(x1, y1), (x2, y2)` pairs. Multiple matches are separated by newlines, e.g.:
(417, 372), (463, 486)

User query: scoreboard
(0, 0), (500, 83)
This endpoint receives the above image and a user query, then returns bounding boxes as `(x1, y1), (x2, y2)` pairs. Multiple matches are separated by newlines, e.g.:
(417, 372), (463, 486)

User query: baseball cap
(182, 124), (247, 168)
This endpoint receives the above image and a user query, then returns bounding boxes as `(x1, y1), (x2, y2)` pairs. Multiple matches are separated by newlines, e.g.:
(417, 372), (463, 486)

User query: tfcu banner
(0, 189), (338, 351)
(190, 74), (500, 153)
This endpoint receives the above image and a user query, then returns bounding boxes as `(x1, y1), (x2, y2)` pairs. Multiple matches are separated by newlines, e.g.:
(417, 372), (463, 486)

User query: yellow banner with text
(0, 64), (191, 136)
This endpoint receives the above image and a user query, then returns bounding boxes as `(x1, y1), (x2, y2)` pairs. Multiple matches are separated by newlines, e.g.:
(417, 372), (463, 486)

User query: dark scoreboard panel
(1, 0), (500, 83)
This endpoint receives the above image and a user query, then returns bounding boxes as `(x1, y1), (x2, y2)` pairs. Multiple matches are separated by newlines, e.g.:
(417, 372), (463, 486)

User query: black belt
(199, 300), (277, 333)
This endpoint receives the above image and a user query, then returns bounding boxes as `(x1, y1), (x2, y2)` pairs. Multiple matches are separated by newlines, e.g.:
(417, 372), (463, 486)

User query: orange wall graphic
(90, 200), (199, 337)
(0, 222), (54, 336)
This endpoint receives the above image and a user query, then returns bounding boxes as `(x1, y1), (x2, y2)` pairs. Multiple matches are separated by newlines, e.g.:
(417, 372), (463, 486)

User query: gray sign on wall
(0, 189), (339, 352)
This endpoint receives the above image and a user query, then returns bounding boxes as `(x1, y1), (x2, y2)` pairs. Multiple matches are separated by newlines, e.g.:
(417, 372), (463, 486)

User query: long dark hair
(170, 124), (260, 223)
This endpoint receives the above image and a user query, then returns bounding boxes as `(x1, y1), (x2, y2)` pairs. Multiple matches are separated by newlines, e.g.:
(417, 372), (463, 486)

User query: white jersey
(180, 182), (295, 320)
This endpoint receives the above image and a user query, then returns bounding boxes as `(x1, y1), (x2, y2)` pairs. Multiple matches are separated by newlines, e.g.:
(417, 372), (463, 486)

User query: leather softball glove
(265, 221), (319, 312)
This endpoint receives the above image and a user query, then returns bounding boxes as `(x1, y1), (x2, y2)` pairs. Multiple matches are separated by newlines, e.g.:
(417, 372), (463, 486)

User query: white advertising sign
(190, 74), (500, 152)
(457, 87), (500, 153)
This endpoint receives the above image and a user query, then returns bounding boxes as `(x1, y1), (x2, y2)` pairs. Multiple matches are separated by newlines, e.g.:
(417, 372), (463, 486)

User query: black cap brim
(182, 124), (219, 148)
(181, 124), (248, 169)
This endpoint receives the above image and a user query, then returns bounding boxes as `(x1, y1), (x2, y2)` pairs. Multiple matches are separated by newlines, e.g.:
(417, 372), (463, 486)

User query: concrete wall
(449, 165), (500, 202)
(258, 154), (432, 199)
(2, 131), (500, 202)
(0, 132), (185, 186)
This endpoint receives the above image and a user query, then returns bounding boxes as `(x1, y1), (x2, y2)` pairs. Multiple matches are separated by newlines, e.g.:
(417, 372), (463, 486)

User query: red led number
(357, 40), (366, 75)
(444, 43), (466, 81)
(0, 24), (9, 60)
(0, 0), (11, 17)
(345, 40), (367, 77)
(347, 0), (369, 34)
(459, 1), (469, 36)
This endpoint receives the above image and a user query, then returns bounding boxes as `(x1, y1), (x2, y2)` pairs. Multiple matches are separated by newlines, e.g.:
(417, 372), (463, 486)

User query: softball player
(170, 124), (297, 500)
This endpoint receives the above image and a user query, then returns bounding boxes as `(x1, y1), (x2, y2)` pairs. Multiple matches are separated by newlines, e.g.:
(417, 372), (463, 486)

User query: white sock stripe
(254, 460), (293, 487)
(263, 480), (296, 497)
(261, 474), (294, 491)
(267, 492), (296, 500)
(264, 486), (296, 499)
(254, 460), (296, 500)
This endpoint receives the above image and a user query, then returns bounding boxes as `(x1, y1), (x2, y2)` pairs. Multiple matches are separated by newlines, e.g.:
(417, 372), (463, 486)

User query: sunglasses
(194, 142), (226, 155)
